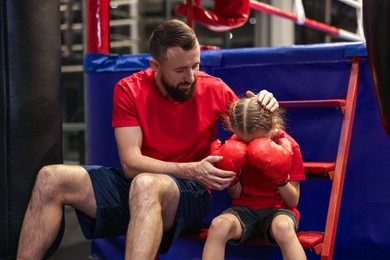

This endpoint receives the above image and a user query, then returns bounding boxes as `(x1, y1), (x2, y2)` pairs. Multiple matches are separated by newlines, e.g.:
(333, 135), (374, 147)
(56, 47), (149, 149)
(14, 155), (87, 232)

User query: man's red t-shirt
(112, 68), (238, 163)
(232, 129), (305, 220)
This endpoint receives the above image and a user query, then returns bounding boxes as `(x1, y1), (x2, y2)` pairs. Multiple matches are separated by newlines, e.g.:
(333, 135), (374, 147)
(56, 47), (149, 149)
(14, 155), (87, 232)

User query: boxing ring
(83, 3), (390, 259)
(1, 0), (390, 259)
(85, 42), (390, 259)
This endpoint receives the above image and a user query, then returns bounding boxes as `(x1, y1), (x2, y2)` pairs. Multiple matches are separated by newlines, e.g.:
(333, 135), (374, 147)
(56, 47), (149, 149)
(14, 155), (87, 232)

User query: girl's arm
(278, 181), (300, 207)
(227, 181), (242, 199)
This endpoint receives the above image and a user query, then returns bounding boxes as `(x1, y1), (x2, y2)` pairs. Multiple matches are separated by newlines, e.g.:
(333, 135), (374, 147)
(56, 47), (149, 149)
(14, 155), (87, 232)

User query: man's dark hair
(149, 19), (199, 62)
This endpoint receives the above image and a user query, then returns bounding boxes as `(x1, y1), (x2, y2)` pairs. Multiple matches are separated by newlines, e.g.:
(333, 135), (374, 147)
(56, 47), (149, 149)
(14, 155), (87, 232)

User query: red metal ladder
(278, 56), (360, 259)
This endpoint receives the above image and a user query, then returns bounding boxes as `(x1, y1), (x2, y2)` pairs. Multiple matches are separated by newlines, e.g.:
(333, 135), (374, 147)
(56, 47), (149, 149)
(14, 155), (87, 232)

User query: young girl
(203, 96), (307, 260)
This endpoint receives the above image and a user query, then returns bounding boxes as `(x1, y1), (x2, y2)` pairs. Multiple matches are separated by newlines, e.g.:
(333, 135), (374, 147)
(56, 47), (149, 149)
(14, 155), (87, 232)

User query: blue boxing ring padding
(85, 42), (390, 259)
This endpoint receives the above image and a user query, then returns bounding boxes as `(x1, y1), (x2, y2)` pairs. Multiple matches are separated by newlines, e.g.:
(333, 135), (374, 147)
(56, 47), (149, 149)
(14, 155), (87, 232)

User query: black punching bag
(0, 0), (63, 259)
(363, 0), (390, 138)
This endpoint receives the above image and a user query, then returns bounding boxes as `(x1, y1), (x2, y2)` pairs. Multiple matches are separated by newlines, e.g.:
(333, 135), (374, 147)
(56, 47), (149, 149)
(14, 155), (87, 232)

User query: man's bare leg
(17, 165), (97, 259)
(125, 173), (179, 260)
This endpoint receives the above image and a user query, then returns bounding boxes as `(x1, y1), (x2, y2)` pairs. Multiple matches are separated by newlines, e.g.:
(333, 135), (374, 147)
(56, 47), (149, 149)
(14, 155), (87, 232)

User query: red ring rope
(249, 0), (361, 41)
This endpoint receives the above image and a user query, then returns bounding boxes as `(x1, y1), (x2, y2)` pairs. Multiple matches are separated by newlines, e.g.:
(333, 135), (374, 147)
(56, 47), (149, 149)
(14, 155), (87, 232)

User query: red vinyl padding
(176, 0), (250, 32)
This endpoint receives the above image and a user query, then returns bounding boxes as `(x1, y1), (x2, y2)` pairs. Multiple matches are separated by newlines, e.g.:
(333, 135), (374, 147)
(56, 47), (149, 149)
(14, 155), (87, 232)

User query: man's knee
(129, 174), (178, 206)
(34, 164), (76, 202)
(129, 174), (165, 200)
(35, 165), (61, 193)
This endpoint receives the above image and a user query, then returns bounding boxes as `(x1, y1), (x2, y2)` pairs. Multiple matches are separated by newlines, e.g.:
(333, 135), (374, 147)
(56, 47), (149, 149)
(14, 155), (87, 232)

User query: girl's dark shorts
(223, 206), (299, 246)
(75, 165), (212, 253)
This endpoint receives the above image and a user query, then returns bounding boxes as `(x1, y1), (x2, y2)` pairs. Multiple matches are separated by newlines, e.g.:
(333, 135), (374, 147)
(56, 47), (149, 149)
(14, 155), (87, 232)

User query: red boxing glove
(247, 138), (293, 187)
(210, 135), (248, 185)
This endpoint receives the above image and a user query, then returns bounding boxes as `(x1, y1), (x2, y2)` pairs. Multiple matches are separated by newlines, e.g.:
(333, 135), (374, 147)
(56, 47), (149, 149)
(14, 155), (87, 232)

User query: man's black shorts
(75, 165), (212, 253)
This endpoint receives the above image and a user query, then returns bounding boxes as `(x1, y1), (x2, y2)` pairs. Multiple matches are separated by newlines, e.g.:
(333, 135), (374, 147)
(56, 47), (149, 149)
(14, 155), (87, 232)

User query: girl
(203, 96), (307, 260)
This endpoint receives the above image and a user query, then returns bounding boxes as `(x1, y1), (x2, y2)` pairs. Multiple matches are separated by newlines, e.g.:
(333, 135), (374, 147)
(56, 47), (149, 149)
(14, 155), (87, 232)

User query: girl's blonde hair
(227, 96), (285, 135)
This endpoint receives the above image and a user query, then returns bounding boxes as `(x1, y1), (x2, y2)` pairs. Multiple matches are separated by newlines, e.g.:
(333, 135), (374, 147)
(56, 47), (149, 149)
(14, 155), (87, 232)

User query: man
(17, 19), (278, 259)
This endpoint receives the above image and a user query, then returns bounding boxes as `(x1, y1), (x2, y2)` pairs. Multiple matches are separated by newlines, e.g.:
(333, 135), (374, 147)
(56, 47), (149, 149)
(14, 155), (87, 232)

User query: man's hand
(210, 137), (247, 186)
(246, 90), (279, 112)
(188, 156), (237, 190)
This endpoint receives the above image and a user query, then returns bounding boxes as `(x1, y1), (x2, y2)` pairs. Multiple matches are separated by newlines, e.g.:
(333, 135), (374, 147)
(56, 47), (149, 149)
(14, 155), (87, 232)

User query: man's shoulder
(196, 72), (237, 103)
(198, 71), (221, 80)
(116, 68), (154, 91)
(197, 71), (227, 88)
(122, 68), (154, 83)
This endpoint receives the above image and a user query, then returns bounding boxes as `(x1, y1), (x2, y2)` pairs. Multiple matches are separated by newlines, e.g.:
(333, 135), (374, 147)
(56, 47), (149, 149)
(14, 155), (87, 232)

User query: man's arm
(114, 126), (236, 190)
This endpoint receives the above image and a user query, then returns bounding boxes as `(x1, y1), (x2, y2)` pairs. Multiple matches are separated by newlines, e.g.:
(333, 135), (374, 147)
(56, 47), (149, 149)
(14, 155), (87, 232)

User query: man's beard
(161, 75), (196, 102)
